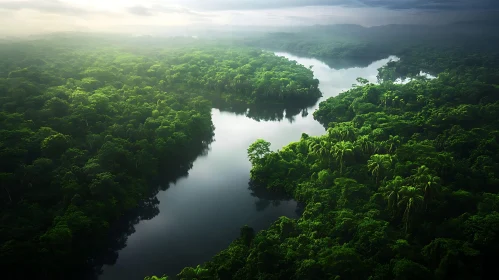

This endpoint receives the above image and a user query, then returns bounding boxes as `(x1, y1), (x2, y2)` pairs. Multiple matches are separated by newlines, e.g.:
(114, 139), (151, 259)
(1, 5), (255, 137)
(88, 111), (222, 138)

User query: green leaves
(332, 141), (355, 175)
(144, 276), (169, 280)
(397, 186), (424, 232)
(367, 154), (394, 185)
(177, 265), (211, 280)
(39, 222), (73, 257)
(41, 133), (70, 158)
(392, 259), (431, 280)
(381, 176), (404, 214)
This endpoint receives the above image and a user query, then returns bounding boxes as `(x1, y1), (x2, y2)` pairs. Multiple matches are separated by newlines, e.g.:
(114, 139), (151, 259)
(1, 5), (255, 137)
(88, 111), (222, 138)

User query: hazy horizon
(0, 0), (498, 37)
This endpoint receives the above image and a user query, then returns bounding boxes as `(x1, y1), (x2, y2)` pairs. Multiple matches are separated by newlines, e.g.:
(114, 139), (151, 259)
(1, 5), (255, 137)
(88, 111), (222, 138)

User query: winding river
(99, 53), (399, 280)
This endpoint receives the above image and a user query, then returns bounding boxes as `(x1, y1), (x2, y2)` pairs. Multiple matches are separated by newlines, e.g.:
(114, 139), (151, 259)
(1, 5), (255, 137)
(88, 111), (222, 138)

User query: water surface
(100, 53), (398, 280)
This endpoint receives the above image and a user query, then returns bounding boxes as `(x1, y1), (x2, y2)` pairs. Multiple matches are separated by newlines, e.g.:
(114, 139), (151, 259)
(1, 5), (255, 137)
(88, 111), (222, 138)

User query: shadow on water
(81, 196), (161, 280)
(248, 181), (304, 217)
(77, 133), (215, 280)
(212, 97), (319, 123)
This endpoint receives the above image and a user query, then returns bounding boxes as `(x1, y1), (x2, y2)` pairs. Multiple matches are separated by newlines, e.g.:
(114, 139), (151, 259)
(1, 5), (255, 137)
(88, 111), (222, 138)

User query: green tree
(247, 139), (271, 166)
(332, 141), (355, 175)
(411, 165), (440, 208)
(367, 154), (393, 186)
(41, 133), (70, 158)
(380, 176), (404, 215)
(309, 138), (333, 168)
(397, 186), (424, 232)
(392, 259), (432, 280)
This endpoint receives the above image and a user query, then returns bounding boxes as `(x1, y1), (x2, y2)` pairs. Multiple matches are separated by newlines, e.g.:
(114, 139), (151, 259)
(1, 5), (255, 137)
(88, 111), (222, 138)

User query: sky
(0, 0), (497, 36)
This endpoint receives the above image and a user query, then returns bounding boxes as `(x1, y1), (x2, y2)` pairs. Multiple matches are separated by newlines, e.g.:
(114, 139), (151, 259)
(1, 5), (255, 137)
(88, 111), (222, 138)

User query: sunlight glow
(0, 0), (495, 36)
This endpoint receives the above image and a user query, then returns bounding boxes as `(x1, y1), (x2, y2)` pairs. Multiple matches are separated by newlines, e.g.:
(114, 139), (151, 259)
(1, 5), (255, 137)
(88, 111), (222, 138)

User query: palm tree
(379, 91), (394, 108)
(397, 185), (424, 232)
(412, 165), (440, 209)
(380, 93), (388, 108)
(332, 141), (354, 175)
(367, 154), (393, 186)
(327, 123), (357, 142)
(380, 176), (404, 215)
(384, 135), (401, 154)
(309, 138), (333, 168)
(355, 135), (382, 157)
(355, 135), (371, 154)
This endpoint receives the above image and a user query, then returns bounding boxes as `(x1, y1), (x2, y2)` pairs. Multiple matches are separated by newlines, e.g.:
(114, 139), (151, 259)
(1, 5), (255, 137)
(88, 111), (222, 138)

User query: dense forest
(168, 48), (499, 279)
(0, 38), (321, 279)
(3, 20), (499, 280)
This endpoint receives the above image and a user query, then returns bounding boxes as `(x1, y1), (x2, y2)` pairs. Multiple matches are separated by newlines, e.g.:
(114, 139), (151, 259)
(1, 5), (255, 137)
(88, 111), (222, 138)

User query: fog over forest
(1, 0), (499, 36)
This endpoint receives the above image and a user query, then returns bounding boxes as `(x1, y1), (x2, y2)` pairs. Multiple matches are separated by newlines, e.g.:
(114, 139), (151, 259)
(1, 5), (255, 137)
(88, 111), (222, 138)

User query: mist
(0, 0), (498, 37)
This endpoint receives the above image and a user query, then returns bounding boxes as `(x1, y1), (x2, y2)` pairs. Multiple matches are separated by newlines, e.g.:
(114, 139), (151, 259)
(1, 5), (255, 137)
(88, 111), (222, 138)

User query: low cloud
(0, 0), (497, 37)
(0, 0), (105, 16)
(127, 4), (214, 18)
(127, 5), (153, 16)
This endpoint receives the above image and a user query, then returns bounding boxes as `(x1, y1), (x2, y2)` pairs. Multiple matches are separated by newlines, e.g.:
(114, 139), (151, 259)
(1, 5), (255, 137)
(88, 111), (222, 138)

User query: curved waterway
(100, 53), (399, 280)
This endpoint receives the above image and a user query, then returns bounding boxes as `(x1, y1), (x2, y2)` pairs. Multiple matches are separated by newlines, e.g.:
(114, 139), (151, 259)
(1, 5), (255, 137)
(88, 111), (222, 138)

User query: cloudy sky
(0, 0), (497, 36)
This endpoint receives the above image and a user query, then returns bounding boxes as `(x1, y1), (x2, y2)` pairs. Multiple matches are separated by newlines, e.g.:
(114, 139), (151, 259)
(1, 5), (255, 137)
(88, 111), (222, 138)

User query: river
(99, 53), (399, 280)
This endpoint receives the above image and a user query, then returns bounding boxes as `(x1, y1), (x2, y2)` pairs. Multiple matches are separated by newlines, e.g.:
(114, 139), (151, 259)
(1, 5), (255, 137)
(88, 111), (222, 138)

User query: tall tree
(332, 141), (355, 175)
(397, 186), (424, 232)
(367, 154), (393, 186)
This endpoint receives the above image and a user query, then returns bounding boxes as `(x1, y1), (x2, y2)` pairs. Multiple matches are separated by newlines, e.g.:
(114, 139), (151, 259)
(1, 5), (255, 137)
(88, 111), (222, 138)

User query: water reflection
(78, 134), (214, 280)
(83, 196), (161, 280)
(248, 181), (293, 212)
(211, 55), (398, 123)
(213, 98), (318, 123)
(248, 180), (306, 217)
(321, 56), (391, 70)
